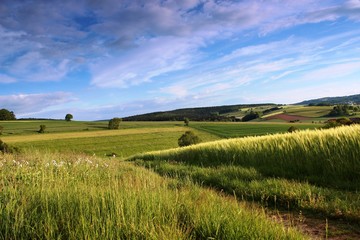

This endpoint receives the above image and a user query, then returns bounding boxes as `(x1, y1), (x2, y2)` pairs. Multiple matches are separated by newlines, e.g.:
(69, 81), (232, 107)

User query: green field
(283, 106), (333, 117)
(1, 120), (359, 238)
(191, 121), (319, 138)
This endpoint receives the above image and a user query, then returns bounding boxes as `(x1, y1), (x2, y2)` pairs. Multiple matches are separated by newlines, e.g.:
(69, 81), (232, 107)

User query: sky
(0, 0), (360, 120)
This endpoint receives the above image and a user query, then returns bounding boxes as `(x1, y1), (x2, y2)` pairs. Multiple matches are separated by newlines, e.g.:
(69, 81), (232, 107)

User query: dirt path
(268, 210), (360, 239)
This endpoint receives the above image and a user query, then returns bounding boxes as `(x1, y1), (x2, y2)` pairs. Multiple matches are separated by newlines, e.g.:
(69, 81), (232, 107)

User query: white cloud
(91, 36), (197, 88)
(0, 92), (75, 114)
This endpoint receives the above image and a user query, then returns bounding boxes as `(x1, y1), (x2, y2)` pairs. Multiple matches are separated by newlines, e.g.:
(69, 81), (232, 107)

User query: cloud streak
(0, 92), (75, 115)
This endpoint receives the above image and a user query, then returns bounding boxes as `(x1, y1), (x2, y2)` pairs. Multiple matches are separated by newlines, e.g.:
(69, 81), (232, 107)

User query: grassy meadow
(0, 150), (305, 239)
(128, 125), (360, 237)
(1, 119), (359, 238)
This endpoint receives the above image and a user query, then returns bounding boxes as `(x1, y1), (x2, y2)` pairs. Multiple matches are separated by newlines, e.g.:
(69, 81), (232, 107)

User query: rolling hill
(296, 93), (360, 105)
(123, 94), (360, 122)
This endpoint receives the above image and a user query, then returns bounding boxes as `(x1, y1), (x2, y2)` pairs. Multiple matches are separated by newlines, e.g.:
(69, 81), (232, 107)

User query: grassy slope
(283, 106), (333, 117)
(127, 125), (360, 223)
(0, 151), (306, 239)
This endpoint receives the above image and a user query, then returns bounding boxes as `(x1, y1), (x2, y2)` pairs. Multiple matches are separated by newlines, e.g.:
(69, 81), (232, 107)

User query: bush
(178, 131), (201, 147)
(287, 126), (298, 133)
(184, 117), (189, 126)
(323, 118), (353, 129)
(108, 118), (122, 129)
(38, 125), (46, 133)
(0, 140), (18, 153)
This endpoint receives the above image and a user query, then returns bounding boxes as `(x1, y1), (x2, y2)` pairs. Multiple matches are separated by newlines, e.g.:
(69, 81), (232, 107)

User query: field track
(1, 127), (188, 143)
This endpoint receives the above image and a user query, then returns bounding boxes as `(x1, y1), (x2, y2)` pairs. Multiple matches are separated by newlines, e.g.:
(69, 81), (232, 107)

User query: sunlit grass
(127, 125), (360, 221)
(128, 125), (360, 190)
(0, 150), (306, 239)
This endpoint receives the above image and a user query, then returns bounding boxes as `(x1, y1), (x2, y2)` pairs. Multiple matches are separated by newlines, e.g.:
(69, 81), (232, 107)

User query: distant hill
(123, 103), (275, 121)
(296, 94), (360, 105)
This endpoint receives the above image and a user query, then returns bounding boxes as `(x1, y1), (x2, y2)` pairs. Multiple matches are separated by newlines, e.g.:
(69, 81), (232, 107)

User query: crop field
(283, 106), (333, 118)
(1, 125), (219, 158)
(0, 120), (184, 136)
(1, 120), (359, 238)
(190, 121), (318, 138)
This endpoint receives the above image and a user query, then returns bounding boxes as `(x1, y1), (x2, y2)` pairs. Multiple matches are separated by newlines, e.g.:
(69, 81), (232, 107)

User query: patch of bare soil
(268, 210), (360, 239)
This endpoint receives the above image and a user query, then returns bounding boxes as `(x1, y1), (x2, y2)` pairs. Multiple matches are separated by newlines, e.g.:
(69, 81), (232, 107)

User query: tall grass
(127, 125), (360, 190)
(0, 150), (305, 239)
(136, 161), (360, 221)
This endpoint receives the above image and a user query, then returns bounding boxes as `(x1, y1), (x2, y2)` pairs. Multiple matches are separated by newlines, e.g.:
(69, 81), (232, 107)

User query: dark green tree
(328, 105), (350, 117)
(0, 109), (16, 120)
(178, 131), (201, 147)
(65, 113), (73, 121)
(242, 111), (259, 122)
(108, 118), (122, 129)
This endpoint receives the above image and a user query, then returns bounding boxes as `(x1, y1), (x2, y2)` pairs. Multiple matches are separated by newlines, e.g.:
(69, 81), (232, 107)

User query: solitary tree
(178, 131), (201, 147)
(108, 117), (122, 129)
(184, 117), (189, 126)
(65, 113), (73, 121)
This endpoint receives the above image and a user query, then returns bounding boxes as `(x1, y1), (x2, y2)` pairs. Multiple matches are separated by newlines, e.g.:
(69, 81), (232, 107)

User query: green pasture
(190, 121), (319, 138)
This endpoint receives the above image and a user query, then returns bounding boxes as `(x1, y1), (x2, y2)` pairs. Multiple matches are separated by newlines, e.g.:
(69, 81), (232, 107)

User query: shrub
(287, 126), (298, 133)
(38, 125), (46, 133)
(323, 118), (353, 129)
(178, 131), (201, 147)
(184, 117), (189, 126)
(108, 118), (122, 129)
(0, 140), (18, 153)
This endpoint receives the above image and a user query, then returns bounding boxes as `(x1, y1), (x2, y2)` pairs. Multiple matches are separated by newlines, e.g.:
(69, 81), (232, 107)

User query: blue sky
(0, 0), (360, 120)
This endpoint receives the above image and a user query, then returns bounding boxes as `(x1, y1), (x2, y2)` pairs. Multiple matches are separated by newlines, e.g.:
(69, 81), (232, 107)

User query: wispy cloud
(0, 92), (75, 115)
